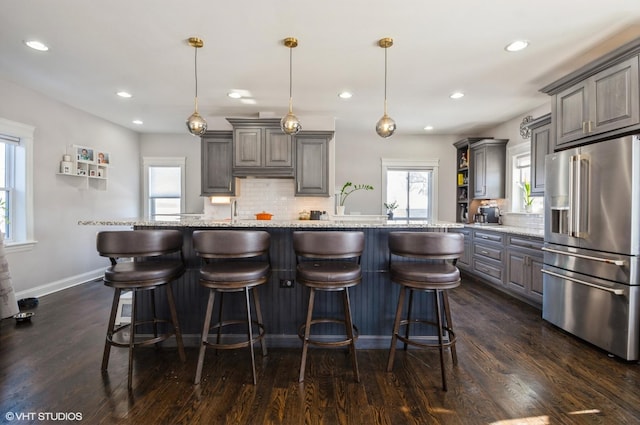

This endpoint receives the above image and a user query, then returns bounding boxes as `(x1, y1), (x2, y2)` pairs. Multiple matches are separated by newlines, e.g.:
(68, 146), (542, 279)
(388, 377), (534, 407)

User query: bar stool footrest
(107, 319), (177, 348)
(298, 319), (359, 348)
(203, 319), (266, 350)
(394, 318), (456, 349)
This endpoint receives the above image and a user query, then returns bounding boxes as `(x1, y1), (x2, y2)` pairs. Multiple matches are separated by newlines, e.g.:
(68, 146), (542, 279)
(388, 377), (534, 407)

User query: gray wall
(0, 78), (140, 297)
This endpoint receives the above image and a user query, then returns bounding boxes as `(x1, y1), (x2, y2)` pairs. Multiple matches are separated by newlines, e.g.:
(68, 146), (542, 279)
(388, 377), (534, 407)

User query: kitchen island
(81, 217), (467, 348)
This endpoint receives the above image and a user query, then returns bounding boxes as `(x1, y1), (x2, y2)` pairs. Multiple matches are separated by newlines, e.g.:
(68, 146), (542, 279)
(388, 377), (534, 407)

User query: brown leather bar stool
(293, 231), (364, 383)
(192, 230), (270, 385)
(386, 231), (464, 391)
(97, 229), (186, 390)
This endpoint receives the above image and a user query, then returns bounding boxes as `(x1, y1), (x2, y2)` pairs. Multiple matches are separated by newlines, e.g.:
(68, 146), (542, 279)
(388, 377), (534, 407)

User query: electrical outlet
(279, 279), (294, 288)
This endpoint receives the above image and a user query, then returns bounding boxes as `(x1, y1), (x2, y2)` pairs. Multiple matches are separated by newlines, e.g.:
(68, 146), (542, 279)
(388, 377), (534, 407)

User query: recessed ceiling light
(450, 92), (464, 99)
(132, 119), (143, 125)
(424, 126), (434, 131)
(505, 40), (529, 52)
(227, 92), (242, 99)
(338, 91), (353, 99)
(117, 91), (133, 98)
(24, 40), (49, 51)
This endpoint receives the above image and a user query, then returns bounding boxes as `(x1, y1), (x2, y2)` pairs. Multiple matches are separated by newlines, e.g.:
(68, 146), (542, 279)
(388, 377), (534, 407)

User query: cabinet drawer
(473, 230), (504, 243)
(508, 235), (543, 252)
(474, 243), (503, 261)
(473, 258), (503, 282)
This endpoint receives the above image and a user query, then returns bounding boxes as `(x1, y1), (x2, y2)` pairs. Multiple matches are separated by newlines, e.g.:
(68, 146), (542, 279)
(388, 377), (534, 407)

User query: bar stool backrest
(193, 230), (270, 260)
(97, 230), (184, 261)
(293, 231), (365, 260)
(389, 232), (464, 261)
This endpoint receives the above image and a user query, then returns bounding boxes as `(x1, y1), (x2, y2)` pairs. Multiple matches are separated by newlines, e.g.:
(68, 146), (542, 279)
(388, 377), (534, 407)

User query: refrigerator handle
(574, 154), (582, 237)
(541, 247), (626, 266)
(541, 269), (625, 295)
(568, 155), (575, 237)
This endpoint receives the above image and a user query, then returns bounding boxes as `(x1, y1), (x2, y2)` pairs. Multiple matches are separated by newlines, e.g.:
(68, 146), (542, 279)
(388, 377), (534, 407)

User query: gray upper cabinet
(227, 118), (294, 177)
(470, 139), (508, 199)
(542, 40), (640, 149)
(555, 57), (639, 147)
(528, 114), (552, 196)
(201, 131), (235, 196)
(295, 132), (333, 197)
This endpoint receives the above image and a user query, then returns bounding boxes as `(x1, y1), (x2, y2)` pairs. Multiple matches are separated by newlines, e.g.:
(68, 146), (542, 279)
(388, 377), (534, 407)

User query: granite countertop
(78, 216), (464, 229)
(78, 216), (544, 237)
(465, 224), (544, 238)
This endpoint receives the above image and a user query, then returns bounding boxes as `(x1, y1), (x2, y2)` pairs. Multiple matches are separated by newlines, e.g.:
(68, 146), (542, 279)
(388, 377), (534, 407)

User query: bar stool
(386, 231), (464, 391)
(293, 231), (364, 383)
(192, 230), (270, 385)
(97, 229), (186, 390)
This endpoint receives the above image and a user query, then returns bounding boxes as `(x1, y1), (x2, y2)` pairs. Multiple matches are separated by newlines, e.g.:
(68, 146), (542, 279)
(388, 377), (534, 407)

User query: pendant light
(376, 37), (396, 138)
(186, 37), (207, 136)
(281, 37), (302, 135)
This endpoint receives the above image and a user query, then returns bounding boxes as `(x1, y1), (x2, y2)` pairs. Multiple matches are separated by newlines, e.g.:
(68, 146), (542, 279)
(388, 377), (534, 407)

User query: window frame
(506, 143), (532, 212)
(141, 157), (186, 217)
(381, 158), (439, 221)
(0, 117), (35, 253)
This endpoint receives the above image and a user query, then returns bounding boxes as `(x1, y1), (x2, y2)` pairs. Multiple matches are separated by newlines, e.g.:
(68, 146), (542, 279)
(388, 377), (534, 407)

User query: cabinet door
(530, 256), (544, 301)
(507, 251), (527, 292)
(234, 127), (262, 167)
(591, 57), (640, 135)
(555, 81), (589, 147)
(530, 123), (552, 196)
(201, 133), (234, 195)
(295, 133), (330, 196)
(264, 128), (293, 168)
(471, 146), (487, 198)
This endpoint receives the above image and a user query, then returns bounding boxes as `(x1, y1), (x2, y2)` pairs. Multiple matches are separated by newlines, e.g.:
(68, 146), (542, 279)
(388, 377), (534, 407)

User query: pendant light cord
(194, 46), (199, 112)
(288, 47), (293, 113)
(383, 46), (388, 116)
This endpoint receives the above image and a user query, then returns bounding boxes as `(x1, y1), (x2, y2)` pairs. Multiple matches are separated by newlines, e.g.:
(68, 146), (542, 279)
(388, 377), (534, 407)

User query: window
(142, 157), (186, 218)
(508, 143), (539, 212)
(382, 159), (439, 221)
(0, 118), (34, 250)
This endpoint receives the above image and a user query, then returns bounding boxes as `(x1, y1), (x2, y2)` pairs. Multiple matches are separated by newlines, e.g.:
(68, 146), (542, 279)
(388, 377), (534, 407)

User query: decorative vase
(387, 212), (394, 220)
(336, 205), (345, 215)
(525, 204), (533, 213)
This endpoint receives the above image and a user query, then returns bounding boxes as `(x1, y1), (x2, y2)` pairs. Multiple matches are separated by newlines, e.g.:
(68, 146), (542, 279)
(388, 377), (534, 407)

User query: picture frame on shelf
(77, 168), (87, 176)
(97, 151), (110, 165)
(75, 145), (94, 163)
(89, 170), (96, 177)
(97, 169), (103, 178)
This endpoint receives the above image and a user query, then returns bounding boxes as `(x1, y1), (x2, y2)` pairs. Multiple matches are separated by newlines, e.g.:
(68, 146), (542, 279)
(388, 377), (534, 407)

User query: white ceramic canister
(60, 154), (73, 174)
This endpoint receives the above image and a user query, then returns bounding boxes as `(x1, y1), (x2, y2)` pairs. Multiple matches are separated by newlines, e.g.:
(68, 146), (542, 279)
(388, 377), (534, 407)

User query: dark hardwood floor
(1, 278), (639, 425)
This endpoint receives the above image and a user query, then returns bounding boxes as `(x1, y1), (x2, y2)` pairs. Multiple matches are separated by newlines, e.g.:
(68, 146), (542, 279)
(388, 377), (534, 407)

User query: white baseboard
(14, 268), (104, 300)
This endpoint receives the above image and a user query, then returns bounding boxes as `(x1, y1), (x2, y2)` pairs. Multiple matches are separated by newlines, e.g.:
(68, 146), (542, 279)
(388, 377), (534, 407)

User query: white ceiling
(1, 1), (640, 136)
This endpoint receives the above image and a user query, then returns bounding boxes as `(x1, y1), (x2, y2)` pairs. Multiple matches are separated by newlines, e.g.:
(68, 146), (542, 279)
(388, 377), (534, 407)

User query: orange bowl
(255, 212), (273, 220)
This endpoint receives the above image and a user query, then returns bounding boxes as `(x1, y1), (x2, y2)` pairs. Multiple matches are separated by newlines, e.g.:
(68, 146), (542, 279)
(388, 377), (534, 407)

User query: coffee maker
(478, 206), (500, 223)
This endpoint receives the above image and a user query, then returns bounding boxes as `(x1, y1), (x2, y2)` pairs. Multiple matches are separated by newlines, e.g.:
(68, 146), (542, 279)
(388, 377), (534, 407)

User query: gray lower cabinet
(227, 118), (294, 177)
(200, 131), (235, 196)
(472, 229), (505, 286)
(506, 235), (543, 305)
(295, 131), (332, 196)
(463, 227), (544, 307)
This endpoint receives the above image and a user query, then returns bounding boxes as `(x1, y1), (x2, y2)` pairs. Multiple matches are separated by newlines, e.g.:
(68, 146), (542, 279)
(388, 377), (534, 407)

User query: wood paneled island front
(80, 217), (463, 348)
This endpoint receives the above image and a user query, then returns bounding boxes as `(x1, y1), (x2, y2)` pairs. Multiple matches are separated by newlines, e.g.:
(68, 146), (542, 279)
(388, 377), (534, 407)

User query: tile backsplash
(203, 178), (333, 220)
(501, 212), (544, 230)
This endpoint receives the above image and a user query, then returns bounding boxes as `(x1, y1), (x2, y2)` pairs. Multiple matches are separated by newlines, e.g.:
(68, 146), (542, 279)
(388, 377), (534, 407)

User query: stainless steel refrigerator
(543, 135), (640, 360)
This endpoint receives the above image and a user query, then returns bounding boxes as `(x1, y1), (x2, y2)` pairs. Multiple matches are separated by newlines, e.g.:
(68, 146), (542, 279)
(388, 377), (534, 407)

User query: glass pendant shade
(186, 109), (207, 136)
(186, 37), (207, 136)
(377, 37), (395, 138)
(376, 113), (396, 138)
(281, 110), (302, 135)
(281, 37), (301, 135)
